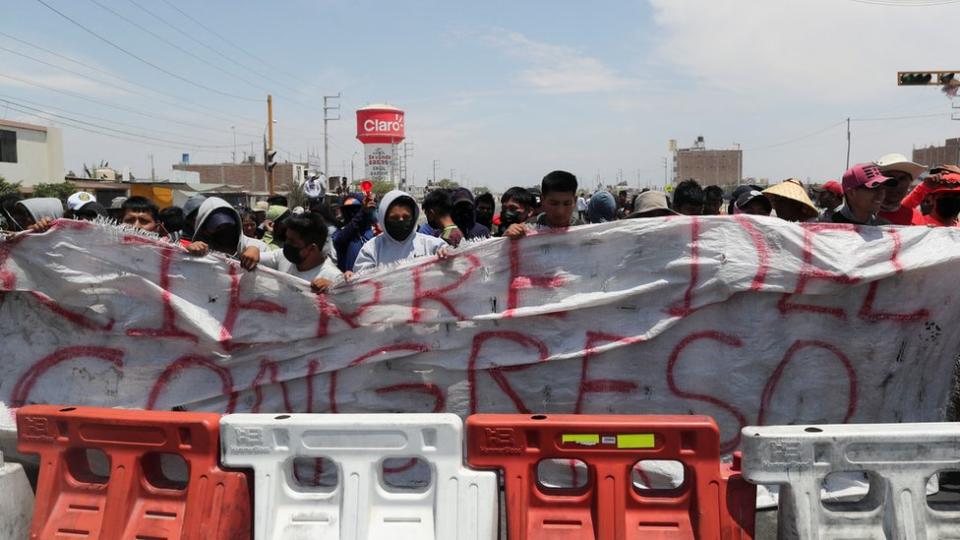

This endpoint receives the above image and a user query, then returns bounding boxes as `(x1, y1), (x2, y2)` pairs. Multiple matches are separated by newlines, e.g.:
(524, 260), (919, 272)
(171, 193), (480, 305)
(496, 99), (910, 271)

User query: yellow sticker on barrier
(562, 434), (600, 445)
(616, 434), (655, 449)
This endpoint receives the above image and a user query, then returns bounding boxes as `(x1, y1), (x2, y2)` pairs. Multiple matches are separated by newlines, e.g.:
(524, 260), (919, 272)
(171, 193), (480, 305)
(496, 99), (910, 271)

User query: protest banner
(1, 216), (958, 455)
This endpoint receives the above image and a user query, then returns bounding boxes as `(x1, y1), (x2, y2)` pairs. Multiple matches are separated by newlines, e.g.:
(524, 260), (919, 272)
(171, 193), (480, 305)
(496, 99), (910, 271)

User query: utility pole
(432, 159), (439, 184)
(845, 117), (851, 170)
(149, 154), (155, 181)
(267, 94), (275, 194)
(450, 168), (455, 183)
(663, 157), (668, 185)
(402, 142), (414, 185)
(231, 126), (237, 164)
(323, 93), (341, 177)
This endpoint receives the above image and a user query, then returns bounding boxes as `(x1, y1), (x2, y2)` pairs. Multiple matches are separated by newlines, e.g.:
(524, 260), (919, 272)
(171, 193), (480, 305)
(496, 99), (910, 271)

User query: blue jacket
(333, 197), (375, 272)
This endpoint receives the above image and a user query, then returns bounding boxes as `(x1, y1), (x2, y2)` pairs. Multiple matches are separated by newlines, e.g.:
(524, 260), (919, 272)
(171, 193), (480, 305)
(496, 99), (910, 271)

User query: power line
(0, 72), (261, 139)
(0, 101), (239, 154)
(0, 97), (243, 149)
(31, 0), (260, 102)
(121, 0), (311, 98)
(741, 120), (846, 152)
(0, 42), (264, 133)
(157, 0), (327, 92)
(85, 0), (275, 95)
(0, 93), (238, 147)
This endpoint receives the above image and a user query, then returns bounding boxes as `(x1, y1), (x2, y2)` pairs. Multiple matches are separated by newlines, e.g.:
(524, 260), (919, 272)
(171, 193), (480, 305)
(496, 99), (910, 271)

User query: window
(0, 130), (16, 163)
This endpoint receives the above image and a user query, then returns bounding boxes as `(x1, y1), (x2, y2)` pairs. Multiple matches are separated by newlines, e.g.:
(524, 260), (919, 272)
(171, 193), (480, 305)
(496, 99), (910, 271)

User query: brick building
(913, 138), (960, 167)
(673, 136), (743, 187)
(172, 160), (306, 193)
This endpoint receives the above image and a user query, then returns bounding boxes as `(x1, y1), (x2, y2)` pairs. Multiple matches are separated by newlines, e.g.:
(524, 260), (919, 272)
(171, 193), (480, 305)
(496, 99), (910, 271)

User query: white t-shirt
(577, 197), (588, 211)
(260, 249), (344, 284)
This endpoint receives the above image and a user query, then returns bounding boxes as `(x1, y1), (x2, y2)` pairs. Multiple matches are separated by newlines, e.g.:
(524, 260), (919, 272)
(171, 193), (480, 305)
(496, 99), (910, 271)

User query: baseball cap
(842, 163), (895, 193)
(253, 200), (269, 212)
(66, 191), (96, 212)
(821, 180), (843, 197)
(735, 190), (772, 214)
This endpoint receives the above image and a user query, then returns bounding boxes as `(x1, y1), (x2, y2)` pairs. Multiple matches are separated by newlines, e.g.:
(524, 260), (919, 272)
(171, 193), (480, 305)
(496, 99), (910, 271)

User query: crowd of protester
(2, 152), (959, 294)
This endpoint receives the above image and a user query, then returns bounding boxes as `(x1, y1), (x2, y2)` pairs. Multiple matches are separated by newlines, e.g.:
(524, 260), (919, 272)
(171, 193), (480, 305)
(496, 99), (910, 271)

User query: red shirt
(879, 206), (924, 226)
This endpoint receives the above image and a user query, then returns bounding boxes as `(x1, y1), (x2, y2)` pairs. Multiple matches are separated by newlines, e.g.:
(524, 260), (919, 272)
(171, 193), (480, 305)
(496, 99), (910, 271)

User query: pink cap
(821, 180), (843, 197)
(842, 163), (894, 193)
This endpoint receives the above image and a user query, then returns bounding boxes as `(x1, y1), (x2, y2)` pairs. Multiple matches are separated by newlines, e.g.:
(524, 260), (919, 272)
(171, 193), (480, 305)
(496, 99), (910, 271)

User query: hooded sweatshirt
(187, 196), (267, 256)
(352, 190), (446, 274)
(15, 198), (64, 227)
(587, 191), (617, 223)
(450, 188), (491, 239)
(333, 193), (375, 272)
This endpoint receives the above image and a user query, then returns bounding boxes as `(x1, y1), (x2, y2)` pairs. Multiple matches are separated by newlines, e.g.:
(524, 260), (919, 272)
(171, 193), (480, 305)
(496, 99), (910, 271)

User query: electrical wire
(0, 44), (266, 134)
(0, 93), (238, 147)
(740, 120), (847, 152)
(85, 0), (277, 95)
(0, 72), (262, 139)
(32, 0), (261, 102)
(157, 0), (328, 93)
(1, 102), (239, 154)
(0, 97), (241, 149)
(121, 0), (311, 98)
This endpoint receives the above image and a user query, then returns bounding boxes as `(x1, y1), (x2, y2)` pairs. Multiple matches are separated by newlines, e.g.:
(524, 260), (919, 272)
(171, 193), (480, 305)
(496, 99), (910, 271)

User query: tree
(473, 186), (490, 195)
(434, 178), (459, 190)
(32, 181), (76, 202)
(0, 175), (21, 196)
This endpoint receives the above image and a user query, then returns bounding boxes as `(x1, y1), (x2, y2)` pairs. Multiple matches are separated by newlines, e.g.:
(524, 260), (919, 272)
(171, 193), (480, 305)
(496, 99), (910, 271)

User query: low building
(0, 119), (64, 185)
(913, 138), (960, 167)
(673, 136), (743, 187)
(172, 159), (306, 193)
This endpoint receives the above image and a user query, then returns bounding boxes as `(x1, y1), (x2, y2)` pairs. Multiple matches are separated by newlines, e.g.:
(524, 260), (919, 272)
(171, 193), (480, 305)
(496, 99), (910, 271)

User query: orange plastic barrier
(466, 414), (755, 540)
(17, 405), (251, 540)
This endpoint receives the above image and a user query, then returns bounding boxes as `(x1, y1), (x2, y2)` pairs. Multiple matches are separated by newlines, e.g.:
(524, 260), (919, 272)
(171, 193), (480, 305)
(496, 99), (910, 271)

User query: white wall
(0, 124), (64, 186)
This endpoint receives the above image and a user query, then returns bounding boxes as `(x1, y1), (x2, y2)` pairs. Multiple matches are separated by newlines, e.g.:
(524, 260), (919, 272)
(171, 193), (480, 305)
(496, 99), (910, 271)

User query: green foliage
(32, 182), (76, 202)
(0, 176), (22, 196)
(433, 178), (459, 190)
(473, 186), (490, 195)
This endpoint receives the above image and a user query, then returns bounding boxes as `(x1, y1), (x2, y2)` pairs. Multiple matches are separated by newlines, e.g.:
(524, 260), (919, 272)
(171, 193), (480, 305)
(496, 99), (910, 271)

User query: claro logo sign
(356, 109), (405, 141)
(363, 115), (403, 134)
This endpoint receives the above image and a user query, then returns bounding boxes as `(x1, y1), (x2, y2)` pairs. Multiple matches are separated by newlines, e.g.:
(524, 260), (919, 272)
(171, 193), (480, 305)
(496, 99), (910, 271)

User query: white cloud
(647, 0), (960, 105)
(484, 29), (633, 94)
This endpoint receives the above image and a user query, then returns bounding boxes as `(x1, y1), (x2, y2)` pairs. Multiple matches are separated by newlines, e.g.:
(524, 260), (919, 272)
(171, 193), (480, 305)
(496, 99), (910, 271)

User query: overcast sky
(2, 0), (958, 190)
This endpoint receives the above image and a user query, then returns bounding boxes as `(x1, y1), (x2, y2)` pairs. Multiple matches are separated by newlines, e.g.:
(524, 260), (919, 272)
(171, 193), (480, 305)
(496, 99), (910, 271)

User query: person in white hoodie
(353, 190), (448, 274)
(184, 196), (266, 270)
(10, 197), (64, 233)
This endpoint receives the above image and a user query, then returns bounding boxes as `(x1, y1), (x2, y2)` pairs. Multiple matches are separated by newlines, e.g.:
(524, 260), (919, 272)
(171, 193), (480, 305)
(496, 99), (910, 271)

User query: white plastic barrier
(741, 422), (960, 539)
(0, 450), (33, 540)
(221, 413), (497, 540)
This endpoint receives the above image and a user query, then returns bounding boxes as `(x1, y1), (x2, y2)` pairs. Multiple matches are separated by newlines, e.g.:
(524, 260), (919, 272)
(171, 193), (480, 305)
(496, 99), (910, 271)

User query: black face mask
(936, 196), (960, 218)
(283, 244), (306, 265)
(384, 218), (415, 241)
(500, 209), (522, 226)
(452, 205), (475, 232)
(476, 210), (494, 228)
(340, 206), (360, 225)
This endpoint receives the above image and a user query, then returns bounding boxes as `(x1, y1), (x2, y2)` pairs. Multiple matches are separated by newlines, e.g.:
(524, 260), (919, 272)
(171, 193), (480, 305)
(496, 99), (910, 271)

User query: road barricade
(16, 405), (251, 539)
(466, 414), (755, 540)
(220, 412), (497, 540)
(0, 450), (33, 540)
(741, 422), (960, 540)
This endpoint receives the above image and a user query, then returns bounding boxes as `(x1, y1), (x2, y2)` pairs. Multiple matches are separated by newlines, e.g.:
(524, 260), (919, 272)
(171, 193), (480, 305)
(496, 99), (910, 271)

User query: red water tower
(356, 105), (404, 183)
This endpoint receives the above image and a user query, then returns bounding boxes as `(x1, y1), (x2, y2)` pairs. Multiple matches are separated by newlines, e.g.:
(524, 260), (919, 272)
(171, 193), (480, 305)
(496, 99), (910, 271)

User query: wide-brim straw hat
(762, 179), (819, 221)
